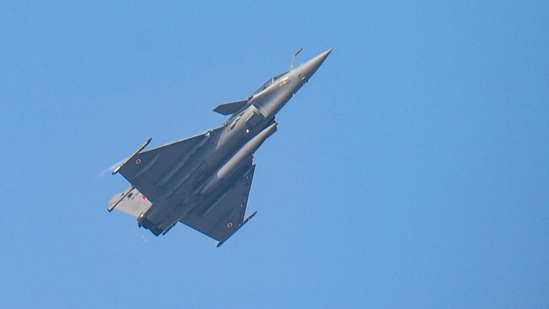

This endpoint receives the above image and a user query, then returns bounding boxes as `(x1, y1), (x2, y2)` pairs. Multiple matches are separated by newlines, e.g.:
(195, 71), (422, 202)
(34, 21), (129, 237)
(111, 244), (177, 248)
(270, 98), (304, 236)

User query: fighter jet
(107, 48), (332, 246)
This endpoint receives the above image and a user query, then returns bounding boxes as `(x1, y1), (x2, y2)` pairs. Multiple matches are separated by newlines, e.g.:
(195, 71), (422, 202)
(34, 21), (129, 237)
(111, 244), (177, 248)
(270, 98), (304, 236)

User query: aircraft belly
(143, 177), (201, 229)
(137, 127), (251, 233)
(119, 114), (274, 236)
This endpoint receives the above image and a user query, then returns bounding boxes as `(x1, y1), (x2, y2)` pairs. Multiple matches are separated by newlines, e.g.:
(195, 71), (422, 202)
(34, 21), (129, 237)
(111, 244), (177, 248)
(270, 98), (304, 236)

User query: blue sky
(2, 1), (548, 308)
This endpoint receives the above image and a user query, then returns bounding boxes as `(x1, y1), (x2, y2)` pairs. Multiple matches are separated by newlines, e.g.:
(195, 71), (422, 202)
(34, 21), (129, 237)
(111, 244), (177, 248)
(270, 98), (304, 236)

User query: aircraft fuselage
(110, 49), (332, 242)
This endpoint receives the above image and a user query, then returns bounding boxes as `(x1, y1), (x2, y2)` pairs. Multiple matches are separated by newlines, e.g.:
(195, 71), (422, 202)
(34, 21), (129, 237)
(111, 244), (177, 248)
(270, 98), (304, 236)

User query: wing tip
(112, 138), (152, 175)
(215, 210), (258, 247)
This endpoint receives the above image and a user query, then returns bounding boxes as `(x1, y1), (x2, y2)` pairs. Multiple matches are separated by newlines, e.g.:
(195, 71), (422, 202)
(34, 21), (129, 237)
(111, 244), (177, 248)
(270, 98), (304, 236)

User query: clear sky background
(2, 1), (548, 308)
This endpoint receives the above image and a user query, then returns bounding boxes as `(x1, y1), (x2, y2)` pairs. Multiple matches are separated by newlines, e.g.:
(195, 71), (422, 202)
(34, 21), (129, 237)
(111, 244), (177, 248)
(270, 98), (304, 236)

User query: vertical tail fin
(107, 186), (152, 218)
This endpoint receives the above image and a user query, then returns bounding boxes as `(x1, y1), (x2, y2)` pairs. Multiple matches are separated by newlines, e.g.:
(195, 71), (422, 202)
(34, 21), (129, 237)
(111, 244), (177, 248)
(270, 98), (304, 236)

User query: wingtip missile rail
(216, 211), (258, 247)
(112, 138), (152, 175)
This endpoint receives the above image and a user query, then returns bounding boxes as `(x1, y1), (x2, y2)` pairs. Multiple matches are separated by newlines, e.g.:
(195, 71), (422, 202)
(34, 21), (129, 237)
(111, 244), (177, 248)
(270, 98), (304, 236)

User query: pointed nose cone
(297, 48), (332, 82)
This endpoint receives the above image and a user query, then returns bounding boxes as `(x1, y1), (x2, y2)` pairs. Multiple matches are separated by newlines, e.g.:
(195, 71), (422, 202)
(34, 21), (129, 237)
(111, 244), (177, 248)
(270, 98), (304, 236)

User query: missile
(201, 122), (277, 195)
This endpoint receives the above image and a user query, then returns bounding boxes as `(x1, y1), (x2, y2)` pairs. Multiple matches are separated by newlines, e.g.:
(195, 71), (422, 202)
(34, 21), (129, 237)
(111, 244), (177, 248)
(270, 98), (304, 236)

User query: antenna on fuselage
(289, 48), (303, 71)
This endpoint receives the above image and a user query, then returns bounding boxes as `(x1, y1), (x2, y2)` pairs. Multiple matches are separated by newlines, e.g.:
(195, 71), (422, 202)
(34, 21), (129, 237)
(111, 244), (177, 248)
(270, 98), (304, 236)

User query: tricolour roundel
(226, 222), (233, 229)
(135, 158), (142, 165)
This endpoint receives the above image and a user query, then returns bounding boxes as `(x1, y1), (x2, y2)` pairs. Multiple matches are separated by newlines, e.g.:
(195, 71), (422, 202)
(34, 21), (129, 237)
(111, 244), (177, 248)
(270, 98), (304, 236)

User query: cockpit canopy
(252, 73), (286, 96)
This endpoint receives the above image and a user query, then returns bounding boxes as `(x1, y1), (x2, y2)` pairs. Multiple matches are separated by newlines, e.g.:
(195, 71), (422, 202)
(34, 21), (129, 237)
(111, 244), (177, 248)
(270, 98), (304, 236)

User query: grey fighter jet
(107, 48), (332, 246)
